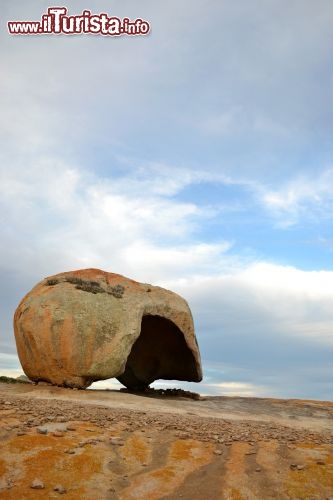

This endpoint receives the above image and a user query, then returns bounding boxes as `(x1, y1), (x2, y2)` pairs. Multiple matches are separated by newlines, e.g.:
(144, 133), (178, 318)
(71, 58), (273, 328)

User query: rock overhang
(13, 268), (202, 389)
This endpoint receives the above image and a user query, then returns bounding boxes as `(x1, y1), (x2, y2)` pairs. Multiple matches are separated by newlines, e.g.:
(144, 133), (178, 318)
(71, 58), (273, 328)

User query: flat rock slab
(0, 383), (333, 498)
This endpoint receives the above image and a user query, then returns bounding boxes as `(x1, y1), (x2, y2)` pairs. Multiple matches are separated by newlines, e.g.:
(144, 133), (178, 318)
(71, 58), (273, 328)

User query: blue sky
(1, 1), (333, 400)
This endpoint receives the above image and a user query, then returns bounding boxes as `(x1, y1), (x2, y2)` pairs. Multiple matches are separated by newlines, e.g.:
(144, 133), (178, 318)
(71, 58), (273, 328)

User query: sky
(1, 1), (333, 400)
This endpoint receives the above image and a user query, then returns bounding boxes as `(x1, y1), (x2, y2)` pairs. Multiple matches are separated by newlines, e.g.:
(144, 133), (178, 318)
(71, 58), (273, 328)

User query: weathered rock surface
(1, 383), (333, 499)
(14, 269), (202, 389)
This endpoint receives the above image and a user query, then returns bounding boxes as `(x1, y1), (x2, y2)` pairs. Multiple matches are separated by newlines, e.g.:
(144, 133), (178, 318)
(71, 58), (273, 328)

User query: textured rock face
(14, 269), (202, 389)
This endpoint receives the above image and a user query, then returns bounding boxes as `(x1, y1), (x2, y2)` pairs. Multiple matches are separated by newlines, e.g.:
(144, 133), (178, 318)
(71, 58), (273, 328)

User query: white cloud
(200, 381), (268, 397)
(259, 168), (333, 226)
(0, 353), (22, 372)
(0, 153), (236, 284)
(89, 379), (123, 391)
(164, 262), (333, 347)
(122, 241), (233, 282)
(240, 262), (333, 296)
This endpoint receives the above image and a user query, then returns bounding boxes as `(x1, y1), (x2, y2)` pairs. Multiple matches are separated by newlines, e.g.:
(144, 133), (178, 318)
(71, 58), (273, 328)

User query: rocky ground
(0, 382), (333, 499)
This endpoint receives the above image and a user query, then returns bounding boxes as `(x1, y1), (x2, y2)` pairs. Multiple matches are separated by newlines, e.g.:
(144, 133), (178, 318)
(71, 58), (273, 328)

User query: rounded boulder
(13, 269), (202, 389)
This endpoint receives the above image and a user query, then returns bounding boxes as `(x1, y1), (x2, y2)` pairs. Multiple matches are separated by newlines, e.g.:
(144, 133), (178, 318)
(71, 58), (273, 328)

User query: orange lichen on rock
(0, 430), (106, 499)
(285, 443), (333, 498)
(1, 385), (332, 499)
(120, 439), (214, 499)
(120, 433), (151, 467)
(0, 459), (7, 478)
(14, 268), (202, 390)
(221, 442), (252, 499)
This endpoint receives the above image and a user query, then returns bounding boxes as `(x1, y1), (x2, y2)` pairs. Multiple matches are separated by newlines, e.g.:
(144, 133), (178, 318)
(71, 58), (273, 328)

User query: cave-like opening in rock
(117, 315), (198, 390)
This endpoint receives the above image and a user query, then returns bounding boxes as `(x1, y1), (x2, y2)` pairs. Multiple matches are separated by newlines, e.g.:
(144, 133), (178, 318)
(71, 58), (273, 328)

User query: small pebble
(109, 437), (124, 446)
(37, 427), (48, 435)
(54, 484), (67, 494)
(5, 479), (13, 490)
(30, 479), (45, 489)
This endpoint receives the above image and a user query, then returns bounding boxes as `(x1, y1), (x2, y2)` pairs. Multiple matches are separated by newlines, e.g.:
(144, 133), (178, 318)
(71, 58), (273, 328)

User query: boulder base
(14, 269), (202, 389)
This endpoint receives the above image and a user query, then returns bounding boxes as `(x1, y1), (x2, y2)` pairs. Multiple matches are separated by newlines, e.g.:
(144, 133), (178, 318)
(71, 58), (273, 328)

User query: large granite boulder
(13, 269), (202, 389)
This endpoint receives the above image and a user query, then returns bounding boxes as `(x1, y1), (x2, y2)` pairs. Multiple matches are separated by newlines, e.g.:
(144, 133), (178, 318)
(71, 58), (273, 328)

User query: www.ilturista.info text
(8, 7), (150, 36)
